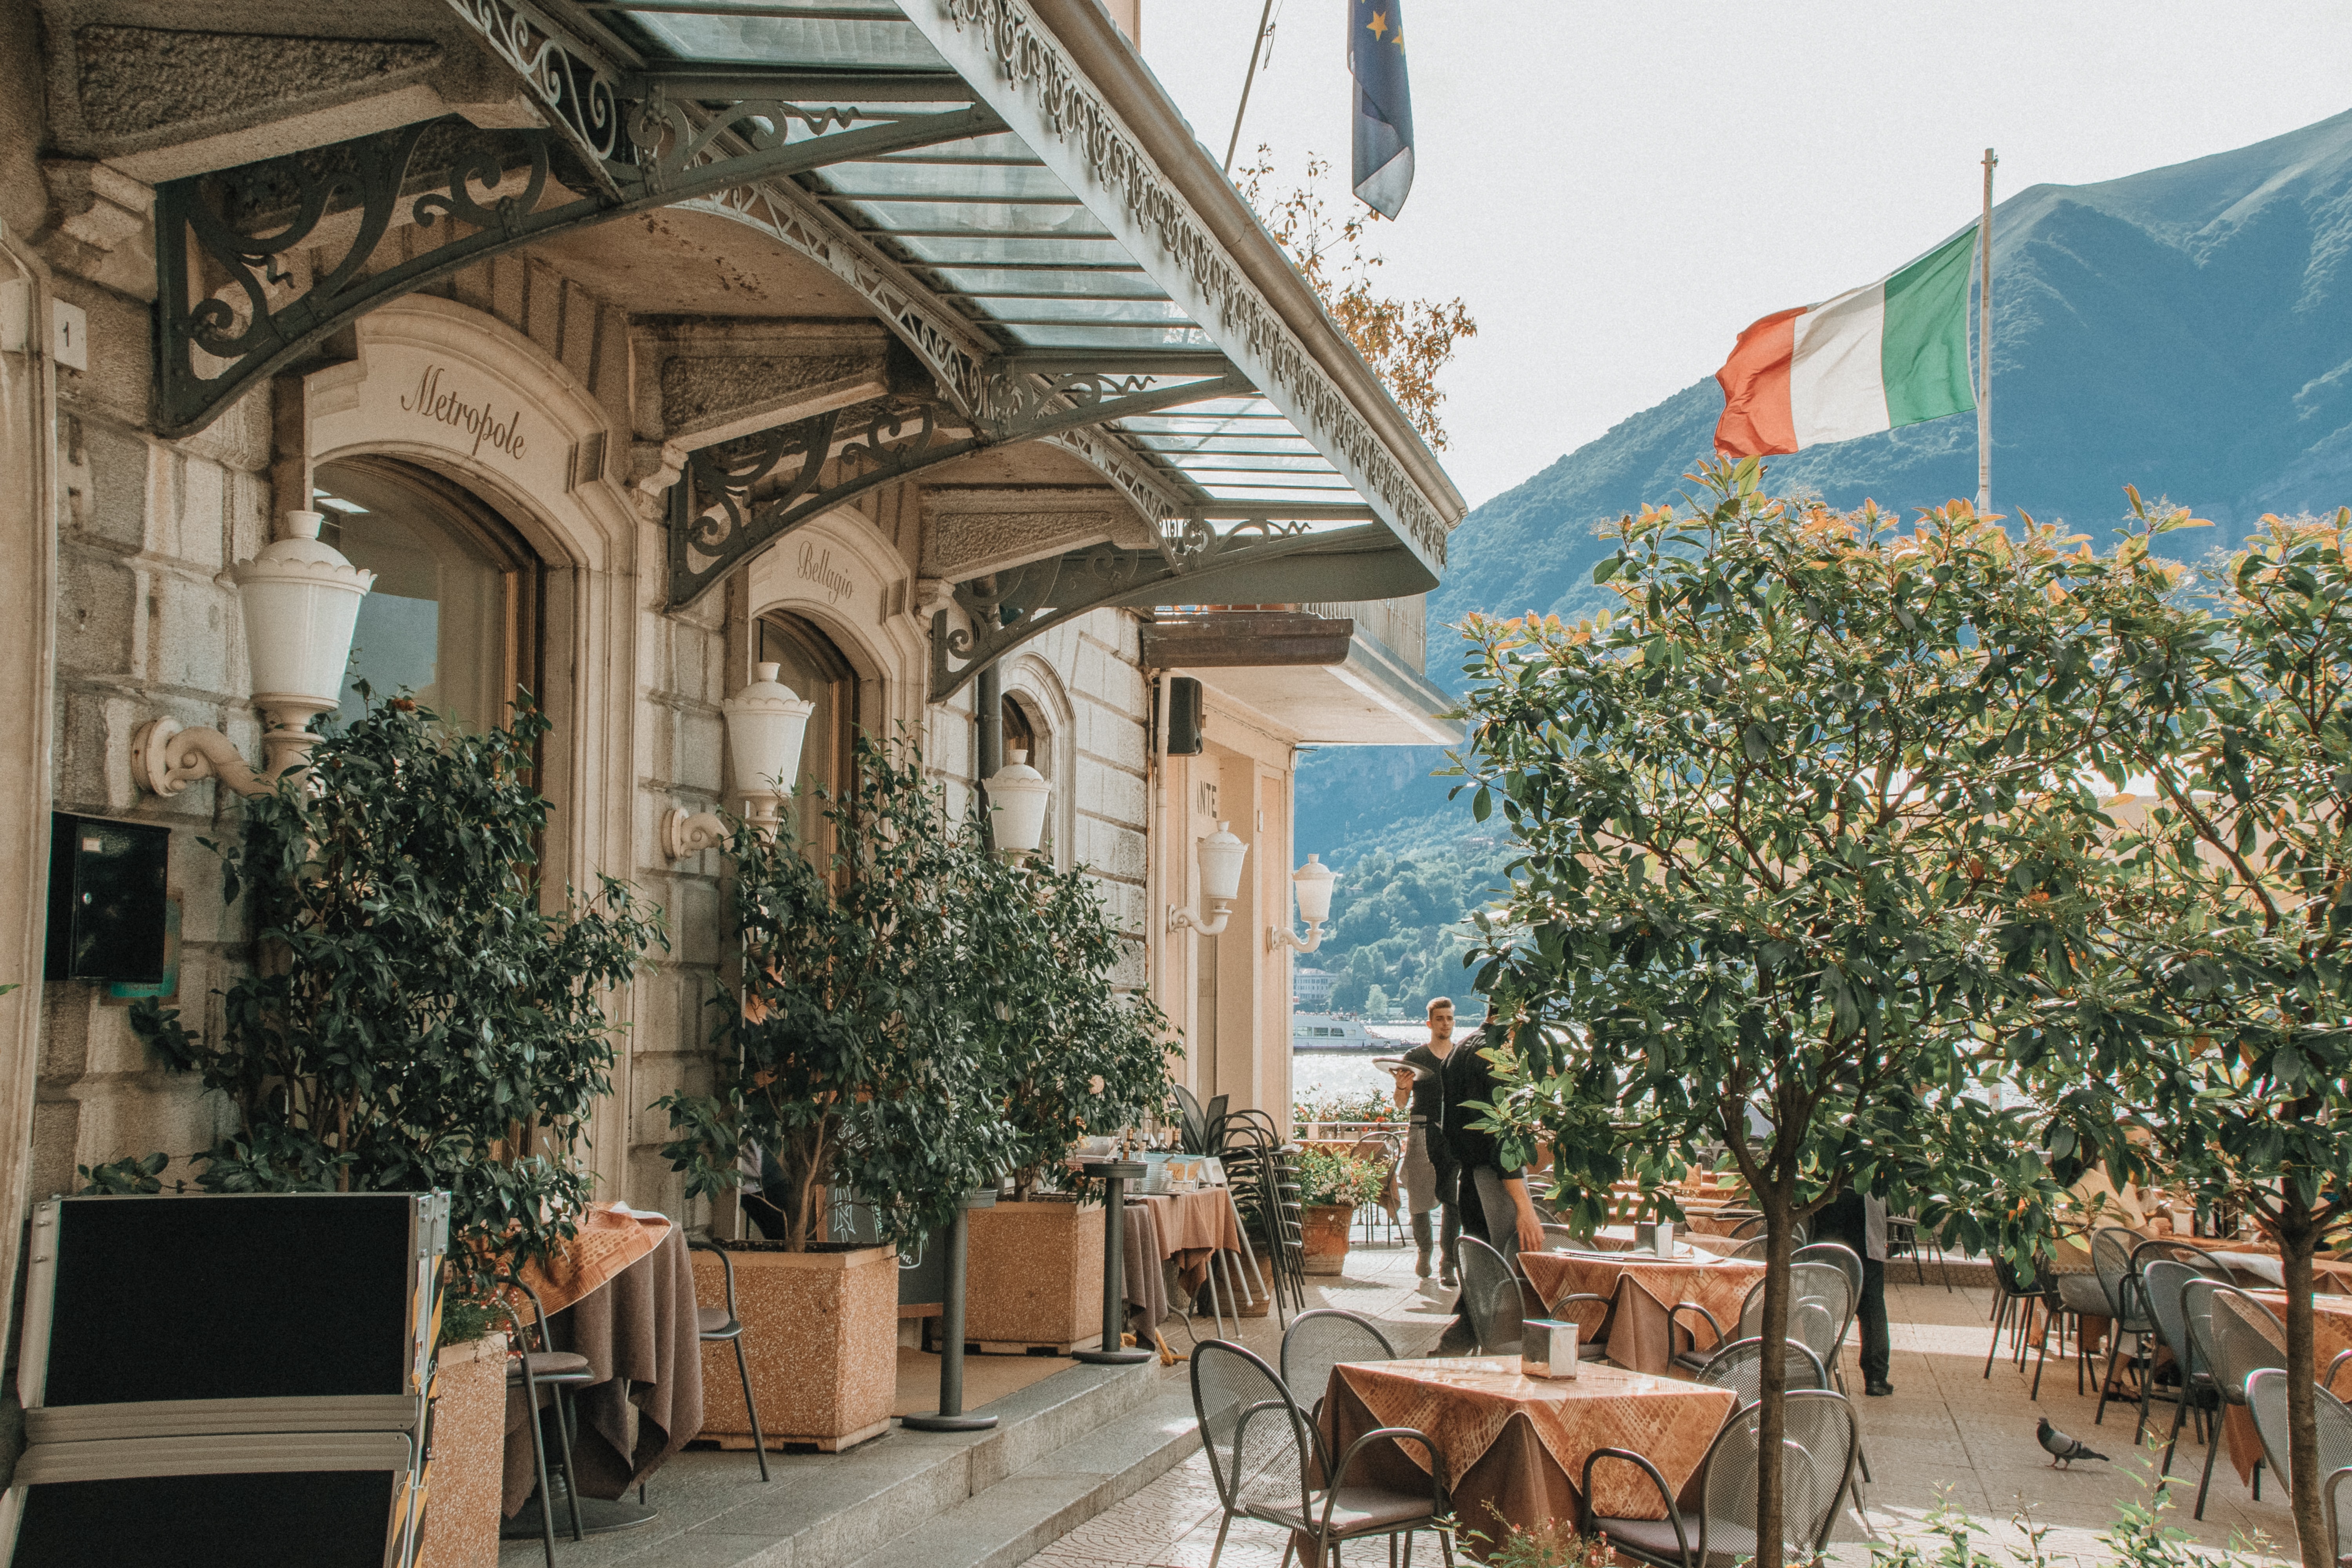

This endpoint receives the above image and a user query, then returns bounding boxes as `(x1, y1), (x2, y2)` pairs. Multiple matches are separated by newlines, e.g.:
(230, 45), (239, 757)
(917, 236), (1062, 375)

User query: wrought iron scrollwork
(927, 517), (1318, 702)
(154, 100), (1004, 436)
(662, 362), (1252, 609)
(668, 395), (986, 610)
(444, 0), (626, 185)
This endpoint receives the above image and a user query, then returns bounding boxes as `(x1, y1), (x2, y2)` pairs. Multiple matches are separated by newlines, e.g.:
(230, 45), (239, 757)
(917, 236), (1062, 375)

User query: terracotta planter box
(965, 1198), (1107, 1352)
(1302, 1203), (1356, 1276)
(692, 1243), (898, 1452)
(417, 1332), (508, 1568)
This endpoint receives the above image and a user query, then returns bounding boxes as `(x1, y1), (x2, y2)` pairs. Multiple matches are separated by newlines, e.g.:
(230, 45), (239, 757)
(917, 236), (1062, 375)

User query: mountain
(1294, 107), (2352, 998)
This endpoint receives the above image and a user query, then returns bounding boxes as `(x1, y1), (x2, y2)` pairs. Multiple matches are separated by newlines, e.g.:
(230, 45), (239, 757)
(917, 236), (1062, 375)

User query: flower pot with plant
(661, 737), (1013, 1446)
(955, 852), (1175, 1348)
(1296, 1147), (1384, 1275)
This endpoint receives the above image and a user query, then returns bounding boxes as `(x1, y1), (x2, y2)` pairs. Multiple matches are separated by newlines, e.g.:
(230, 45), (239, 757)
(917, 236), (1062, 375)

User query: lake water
(1292, 1047), (1427, 1105)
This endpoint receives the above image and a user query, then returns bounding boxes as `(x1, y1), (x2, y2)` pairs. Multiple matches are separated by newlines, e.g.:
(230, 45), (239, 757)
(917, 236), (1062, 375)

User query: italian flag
(1714, 225), (1979, 457)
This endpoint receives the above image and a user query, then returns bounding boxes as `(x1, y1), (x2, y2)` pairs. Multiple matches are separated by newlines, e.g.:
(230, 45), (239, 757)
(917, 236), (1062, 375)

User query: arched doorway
(311, 457), (542, 733)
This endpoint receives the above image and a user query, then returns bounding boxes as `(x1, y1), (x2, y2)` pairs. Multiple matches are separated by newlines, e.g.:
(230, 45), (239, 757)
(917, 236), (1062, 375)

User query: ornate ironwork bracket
(664, 367), (1252, 609)
(927, 518), (1325, 703)
(154, 100), (1004, 436)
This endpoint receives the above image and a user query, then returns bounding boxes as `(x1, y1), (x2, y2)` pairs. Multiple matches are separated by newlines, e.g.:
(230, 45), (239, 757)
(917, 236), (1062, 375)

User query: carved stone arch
(741, 506), (927, 747)
(300, 290), (640, 1196)
(1000, 650), (1076, 872)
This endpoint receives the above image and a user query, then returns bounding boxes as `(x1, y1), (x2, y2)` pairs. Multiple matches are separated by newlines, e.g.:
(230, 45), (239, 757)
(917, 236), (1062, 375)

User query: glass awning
(580, 0), (1371, 522)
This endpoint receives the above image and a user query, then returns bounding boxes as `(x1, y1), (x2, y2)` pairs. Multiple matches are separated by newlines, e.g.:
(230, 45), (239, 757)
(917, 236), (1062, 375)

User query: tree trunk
(2280, 1198), (2326, 1568)
(1753, 1198), (1792, 1568)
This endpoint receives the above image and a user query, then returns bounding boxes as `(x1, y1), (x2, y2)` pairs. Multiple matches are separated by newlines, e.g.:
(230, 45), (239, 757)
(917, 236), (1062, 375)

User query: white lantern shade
(1197, 821), (1248, 904)
(225, 510), (374, 714)
(987, 747), (1052, 855)
(1292, 853), (1338, 925)
(724, 662), (817, 804)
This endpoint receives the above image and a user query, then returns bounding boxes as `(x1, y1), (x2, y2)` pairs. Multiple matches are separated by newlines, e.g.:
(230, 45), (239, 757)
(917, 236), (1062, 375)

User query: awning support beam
(154, 92), (1002, 436)
(664, 368), (1252, 609)
(926, 519), (1329, 703)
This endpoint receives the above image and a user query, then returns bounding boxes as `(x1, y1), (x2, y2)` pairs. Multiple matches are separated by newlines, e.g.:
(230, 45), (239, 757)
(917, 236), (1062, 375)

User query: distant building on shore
(1293, 967), (1335, 1008)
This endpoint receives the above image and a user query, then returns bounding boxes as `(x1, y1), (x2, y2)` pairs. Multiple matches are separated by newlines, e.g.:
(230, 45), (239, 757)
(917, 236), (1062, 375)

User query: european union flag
(1349, 0), (1414, 218)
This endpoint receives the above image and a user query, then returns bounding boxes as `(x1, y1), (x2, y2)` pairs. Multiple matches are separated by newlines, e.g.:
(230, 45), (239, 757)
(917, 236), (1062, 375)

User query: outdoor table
(1521, 1249), (1766, 1375)
(1301, 1357), (1736, 1564)
(499, 1209), (704, 1530)
(1133, 1187), (1241, 1297)
(2212, 1289), (2352, 1486)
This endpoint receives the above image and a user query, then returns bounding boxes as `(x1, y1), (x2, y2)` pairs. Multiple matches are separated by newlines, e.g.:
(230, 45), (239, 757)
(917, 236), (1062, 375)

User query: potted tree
(129, 691), (663, 1270)
(1296, 1148), (1383, 1276)
(660, 737), (1013, 1448)
(957, 854), (1175, 1350)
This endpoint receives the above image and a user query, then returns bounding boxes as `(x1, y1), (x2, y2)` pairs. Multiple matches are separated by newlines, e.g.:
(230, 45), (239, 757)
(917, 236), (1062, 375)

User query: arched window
(312, 458), (540, 733)
(757, 612), (858, 855)
(1000, 691), (1056, 867)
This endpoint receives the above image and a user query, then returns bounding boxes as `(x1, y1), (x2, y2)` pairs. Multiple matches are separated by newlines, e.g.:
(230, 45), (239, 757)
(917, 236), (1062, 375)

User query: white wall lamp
(1167, 822), (1249, 935)
(660, 662), (817, 860)
(1267, 853), (1339, 954)
(985, 748), (1052, 860)
(132, 510), (375, 797)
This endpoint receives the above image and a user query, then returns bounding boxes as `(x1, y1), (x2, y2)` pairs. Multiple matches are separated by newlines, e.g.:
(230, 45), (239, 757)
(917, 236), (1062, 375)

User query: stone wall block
(74, 1076), (225, 1176)
(149, 569), (238, 694)
(54, 548), (138, 677)
(29, 1103), (81, 1209)
(154, 446), (231, 569)
(38, 987), (91, 1087)
(53, 275), (151, 432)
(1078, 817), (1145, 881)
(672, 875), (721, 970)
(557, 279), (597, 390)
(168, 831), (235, 946)
(523, 261), (562, 360)
(677, 707), (724, 797)
(76, 418), (149, 550)
(1075, 699), (1147, 774)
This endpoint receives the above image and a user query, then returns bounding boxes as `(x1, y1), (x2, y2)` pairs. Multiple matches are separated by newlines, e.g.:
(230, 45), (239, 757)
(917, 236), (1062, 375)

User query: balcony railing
(1302, 596), (1425, 672)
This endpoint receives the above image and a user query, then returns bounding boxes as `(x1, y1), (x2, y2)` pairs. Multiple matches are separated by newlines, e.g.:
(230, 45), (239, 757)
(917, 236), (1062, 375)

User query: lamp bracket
(1167, 902), (1233, 937)
(1267, 920), (1327, 955)
(132, 716), (323, 799)
(660, 808), (735, 862)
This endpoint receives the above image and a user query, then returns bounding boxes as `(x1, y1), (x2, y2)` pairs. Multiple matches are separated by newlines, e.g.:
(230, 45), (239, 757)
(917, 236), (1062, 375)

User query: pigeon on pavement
(2038, 1417), (2109, 1468)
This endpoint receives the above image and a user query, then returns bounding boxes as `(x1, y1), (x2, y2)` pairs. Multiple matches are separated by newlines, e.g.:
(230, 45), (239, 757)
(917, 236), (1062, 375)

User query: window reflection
(312, 459), (535, 733)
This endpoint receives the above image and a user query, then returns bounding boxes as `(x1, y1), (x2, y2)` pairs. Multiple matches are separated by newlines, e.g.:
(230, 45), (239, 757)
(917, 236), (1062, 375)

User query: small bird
(2038, 1417), (2109, 1468)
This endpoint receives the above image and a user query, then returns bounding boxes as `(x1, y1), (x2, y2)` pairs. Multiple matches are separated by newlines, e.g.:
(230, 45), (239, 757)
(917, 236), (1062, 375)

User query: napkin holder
(1650, 1220), (1675, 1256)
(1521, 1319), (1579, 1379)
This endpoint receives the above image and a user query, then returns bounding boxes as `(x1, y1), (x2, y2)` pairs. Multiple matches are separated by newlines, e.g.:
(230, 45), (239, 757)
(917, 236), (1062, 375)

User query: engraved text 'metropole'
(399, 364), (530, 461)
(796, 541), (856, 606)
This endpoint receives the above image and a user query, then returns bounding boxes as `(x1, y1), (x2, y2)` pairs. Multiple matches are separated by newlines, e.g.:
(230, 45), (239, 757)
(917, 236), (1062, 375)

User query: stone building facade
(0, 0), (1461, 1312)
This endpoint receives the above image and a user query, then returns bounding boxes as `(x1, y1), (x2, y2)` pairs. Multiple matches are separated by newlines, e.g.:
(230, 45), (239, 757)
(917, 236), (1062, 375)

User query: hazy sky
(1140, 3), (2352, 510)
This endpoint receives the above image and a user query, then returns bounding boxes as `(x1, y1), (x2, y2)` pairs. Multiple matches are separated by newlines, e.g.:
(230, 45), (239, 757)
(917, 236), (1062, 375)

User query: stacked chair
(6, 1192), (449, 1567)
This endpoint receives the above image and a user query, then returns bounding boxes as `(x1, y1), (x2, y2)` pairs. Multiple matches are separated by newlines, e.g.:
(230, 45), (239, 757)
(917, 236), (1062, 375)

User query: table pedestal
(500, 1478), (659, 1538)
(1074, 1161), (1153, 1365)
(904, 1189), (1001, 1431)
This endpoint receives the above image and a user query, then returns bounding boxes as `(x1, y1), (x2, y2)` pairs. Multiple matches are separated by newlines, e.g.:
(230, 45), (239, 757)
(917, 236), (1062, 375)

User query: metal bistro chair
(1983, 1255), (2049, 1381)
(1886, 1214), (1950, 1290)
(1695, 1337), (1830, 1408)
(2188, 1280), (2287, 1519)
(2030, 1269), (2110, 1401)
(1586, 1388), (1858, 1568)
(2138, 1252), (2230, 1460)
(497, 1268), (596, 1567)
(2247, 1368), (2352, 1532)
(1347, 1133), (1405, 1250)
(1457, 1235), (1533, 1357)
(1281, 1309), (1397, 1422)
(1793, 1240), (1870, 1483)
(687, 1239), (771, 1483)
(2332, 1465), (2352, 1568)
(1671, 1262), (1849, 1379)
(2090, 1227), (2157, 1425)
(1190, 1339), (1453, 1568)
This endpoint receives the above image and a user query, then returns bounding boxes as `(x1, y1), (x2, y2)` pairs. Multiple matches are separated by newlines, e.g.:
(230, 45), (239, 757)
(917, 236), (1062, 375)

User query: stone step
(839, 1390), (1200, 1568)
(499, 1358), (1178, 1568)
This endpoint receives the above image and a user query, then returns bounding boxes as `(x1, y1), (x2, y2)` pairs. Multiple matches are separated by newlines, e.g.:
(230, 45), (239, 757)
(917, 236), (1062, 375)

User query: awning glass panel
(606, 1), (1412, 535)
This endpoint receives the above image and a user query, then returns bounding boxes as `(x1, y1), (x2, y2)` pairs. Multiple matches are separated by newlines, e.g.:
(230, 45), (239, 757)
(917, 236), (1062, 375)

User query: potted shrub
(1296, 1148), (1383, 1275)
(956, 853), (1174, 1350)
(128, 692), (663, 1283)
(661, 737), (1013, 1447)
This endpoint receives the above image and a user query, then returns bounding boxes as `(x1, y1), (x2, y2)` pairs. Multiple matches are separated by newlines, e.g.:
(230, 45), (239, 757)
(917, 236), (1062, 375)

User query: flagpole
(1222, 0), (1278, 173)
(1978, 147), (1996, 515)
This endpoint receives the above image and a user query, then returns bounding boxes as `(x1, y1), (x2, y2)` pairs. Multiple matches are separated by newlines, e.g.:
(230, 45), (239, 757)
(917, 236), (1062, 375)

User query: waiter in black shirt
(1433, 1007), (1547, 1353)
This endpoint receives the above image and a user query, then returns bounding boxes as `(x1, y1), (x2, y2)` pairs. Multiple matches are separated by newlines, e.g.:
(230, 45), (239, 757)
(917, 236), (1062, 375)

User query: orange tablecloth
(510, 1203), (670, 1318)
(1134, 1188), (1241, 1296)
(1521, 1251), (1765, 1374)
(2214, 1291), (2352, 1486)
(1305, 1358), (1734, 1561)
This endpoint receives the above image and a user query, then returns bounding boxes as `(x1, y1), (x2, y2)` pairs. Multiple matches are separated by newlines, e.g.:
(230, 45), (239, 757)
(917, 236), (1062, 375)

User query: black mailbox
(44, 814), (169, 983)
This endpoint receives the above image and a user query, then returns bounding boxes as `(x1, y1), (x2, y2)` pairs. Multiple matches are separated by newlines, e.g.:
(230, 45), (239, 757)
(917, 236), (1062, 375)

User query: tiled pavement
(1024, 1242), (2301, 1568)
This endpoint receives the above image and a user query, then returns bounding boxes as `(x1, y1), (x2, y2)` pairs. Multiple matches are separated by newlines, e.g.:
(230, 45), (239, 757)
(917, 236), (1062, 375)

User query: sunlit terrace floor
(1025, 1242), (2301, 1568)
